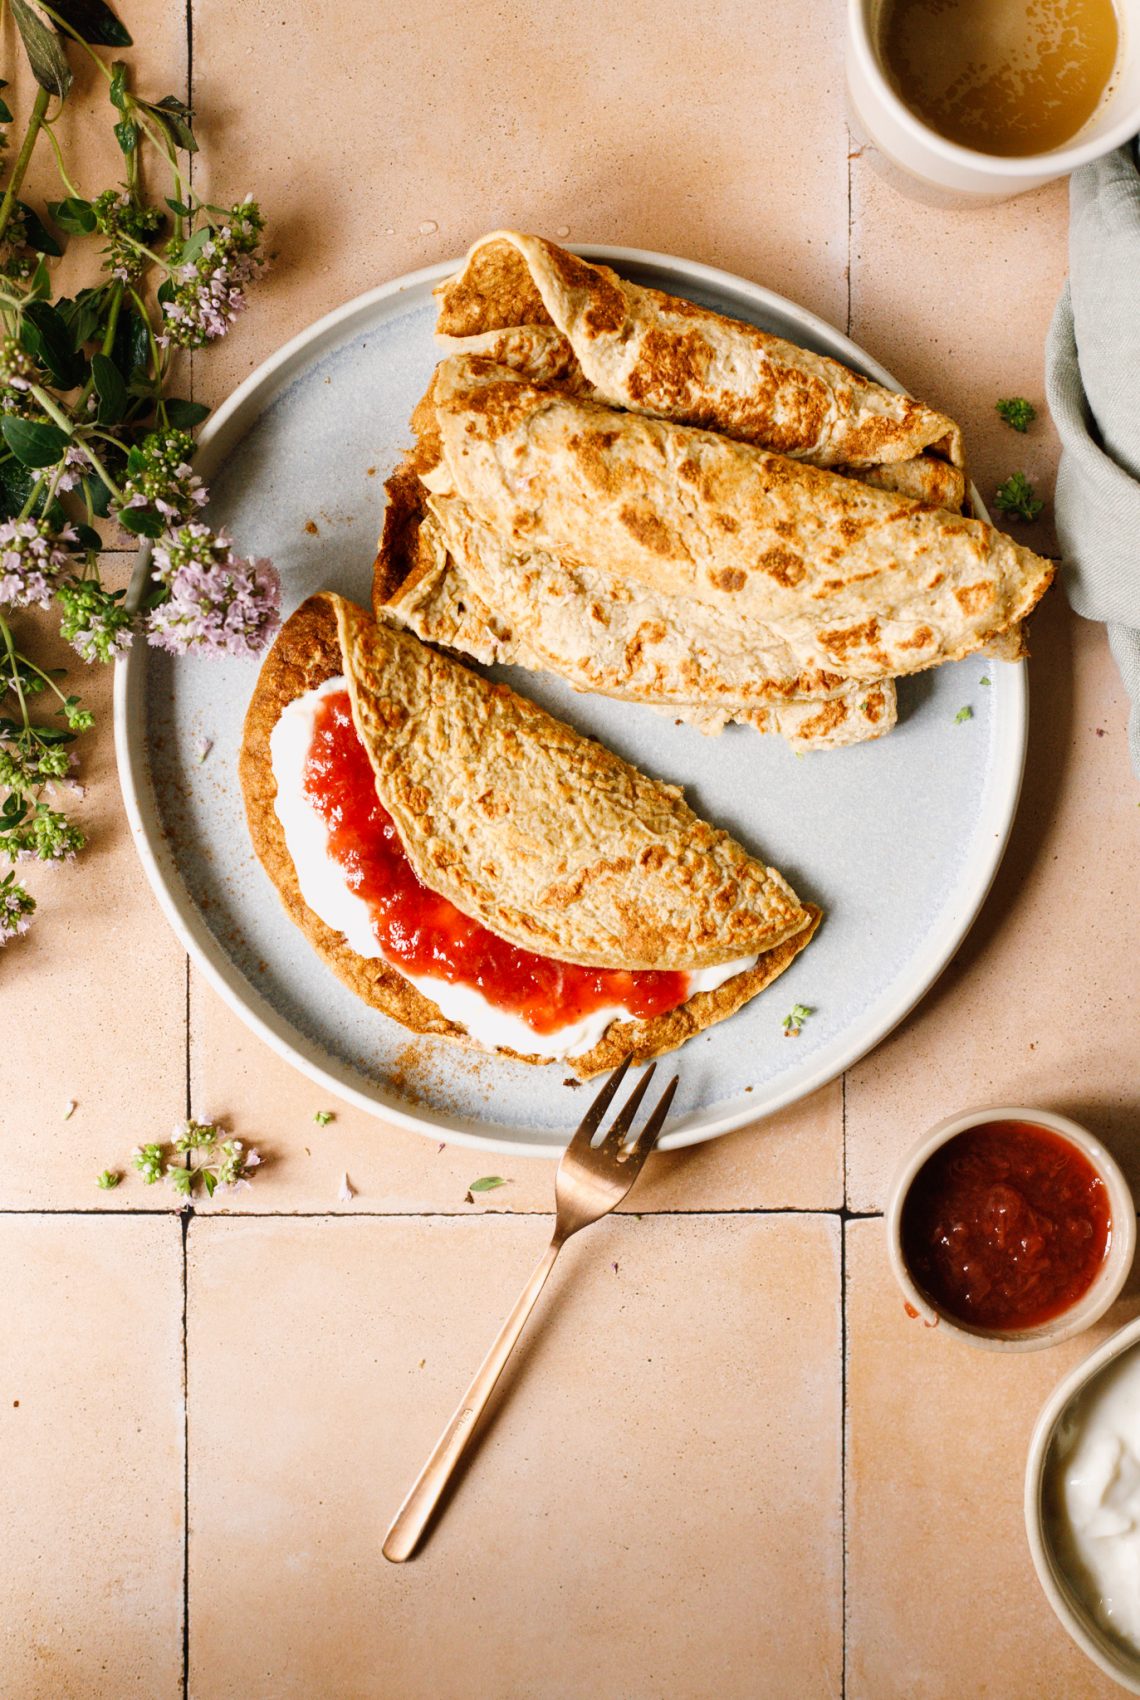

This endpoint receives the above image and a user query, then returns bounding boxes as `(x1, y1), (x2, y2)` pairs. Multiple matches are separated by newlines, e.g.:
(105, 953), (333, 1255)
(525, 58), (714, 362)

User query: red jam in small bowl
(899, 1119), (1113, 1332)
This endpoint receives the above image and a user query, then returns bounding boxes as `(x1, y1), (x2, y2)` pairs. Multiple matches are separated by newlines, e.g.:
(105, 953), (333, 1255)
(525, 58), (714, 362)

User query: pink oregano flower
(146, 522), (281, 657)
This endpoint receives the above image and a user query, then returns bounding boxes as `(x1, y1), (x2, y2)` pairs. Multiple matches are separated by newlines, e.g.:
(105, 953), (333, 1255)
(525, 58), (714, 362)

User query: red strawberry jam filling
(302, 689), (691, 1036)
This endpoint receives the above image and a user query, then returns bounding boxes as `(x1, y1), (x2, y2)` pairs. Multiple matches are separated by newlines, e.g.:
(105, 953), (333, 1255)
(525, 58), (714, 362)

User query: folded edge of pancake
(372, 464), (898, 751)
(417, 355), (1053, 682)
(438, 321), (969, 512)
(434, 231), (964, 469)
(334, 593), (810, 969)
(568, 905), (821, 1079)
(240, 593), (820, 1073)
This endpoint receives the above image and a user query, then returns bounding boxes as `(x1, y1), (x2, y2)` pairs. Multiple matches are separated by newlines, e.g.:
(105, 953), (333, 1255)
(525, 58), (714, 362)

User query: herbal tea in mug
(877, 0), (1120, 156)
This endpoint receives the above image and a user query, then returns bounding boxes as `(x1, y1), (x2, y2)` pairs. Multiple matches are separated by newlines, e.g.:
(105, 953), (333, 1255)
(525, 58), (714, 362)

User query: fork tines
(571, 1057), (679, 1159)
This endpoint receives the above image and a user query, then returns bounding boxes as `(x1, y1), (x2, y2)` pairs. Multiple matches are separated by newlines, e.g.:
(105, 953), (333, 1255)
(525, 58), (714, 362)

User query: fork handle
(382, 1232), (566, 1562)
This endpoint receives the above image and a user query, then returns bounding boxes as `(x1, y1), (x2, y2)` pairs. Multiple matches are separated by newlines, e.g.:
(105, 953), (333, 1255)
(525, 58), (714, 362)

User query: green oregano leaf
(116, 504), (164, 539)
(145, 95), (197, 154)
(58, 284), (108, 346)
(85, 472), (113, 517)
(91, 351), (127, 424)
(467, 1176), (507, 1193)
(48, 0), (132, 48)
(177, 226), (210, 264)
(28, 258), (52, 300)
(0, 457), (42, 520)
(15, 201), (62, 257)
(113, 117), (138, 155)
(111, 308), (150, 384)
(25, 299), (84, 388)
(1, 417), (70, 468)
(48, 195), (96, 235)
(164, 398), (210, 429)
(10, 0), (73, 99)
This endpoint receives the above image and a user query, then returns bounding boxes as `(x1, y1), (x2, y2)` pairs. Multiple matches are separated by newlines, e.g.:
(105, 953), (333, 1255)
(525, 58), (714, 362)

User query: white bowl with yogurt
(1026, 1315), (1140, 1692)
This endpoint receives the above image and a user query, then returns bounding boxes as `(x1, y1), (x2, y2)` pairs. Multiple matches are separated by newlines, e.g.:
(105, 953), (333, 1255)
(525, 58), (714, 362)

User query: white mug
(846, 0), (1140, 203)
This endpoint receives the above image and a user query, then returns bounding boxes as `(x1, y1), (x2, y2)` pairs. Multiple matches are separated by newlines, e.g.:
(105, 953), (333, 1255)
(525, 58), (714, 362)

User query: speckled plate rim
(113, 246), (1027, 1158)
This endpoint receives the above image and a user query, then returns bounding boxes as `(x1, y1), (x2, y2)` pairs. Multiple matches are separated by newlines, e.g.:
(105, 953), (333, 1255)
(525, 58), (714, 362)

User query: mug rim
(849, 0), (1140, 179)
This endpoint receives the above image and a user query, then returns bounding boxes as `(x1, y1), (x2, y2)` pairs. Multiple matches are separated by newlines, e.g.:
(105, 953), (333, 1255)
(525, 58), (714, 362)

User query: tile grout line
(185, 0), (195, 415)
(845, 112), (853, 352)
(186, 0), (194, 107)
(0, 1204), (886, 1219)
(182, 20), (193, 1700)
(836, 497), (846, 1674)
(840, 1204), (849, 1700)
(180, 1209), (190, 1700)
(840, 1075), (849, 1700)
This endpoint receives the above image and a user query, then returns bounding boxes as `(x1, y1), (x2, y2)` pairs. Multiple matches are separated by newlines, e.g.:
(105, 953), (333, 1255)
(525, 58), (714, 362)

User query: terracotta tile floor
(3, 2), (1140, 1695)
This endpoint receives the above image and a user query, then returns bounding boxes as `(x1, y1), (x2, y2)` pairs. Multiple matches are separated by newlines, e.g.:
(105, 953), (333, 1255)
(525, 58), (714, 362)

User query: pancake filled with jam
(240, 593), (820, 1077)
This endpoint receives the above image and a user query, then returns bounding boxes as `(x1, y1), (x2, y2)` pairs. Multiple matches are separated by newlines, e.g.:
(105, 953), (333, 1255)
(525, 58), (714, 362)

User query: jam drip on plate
(303, 690), (691, 1036)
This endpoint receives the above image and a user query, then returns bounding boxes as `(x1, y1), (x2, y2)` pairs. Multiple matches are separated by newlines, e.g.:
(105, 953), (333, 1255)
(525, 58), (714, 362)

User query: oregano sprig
(132, 1118), (262, 1198)
(0, 1), (280, 946)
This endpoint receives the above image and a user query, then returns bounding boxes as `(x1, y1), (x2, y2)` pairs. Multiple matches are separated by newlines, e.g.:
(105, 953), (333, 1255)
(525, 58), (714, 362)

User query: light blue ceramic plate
(114, 249), (1025, 1157)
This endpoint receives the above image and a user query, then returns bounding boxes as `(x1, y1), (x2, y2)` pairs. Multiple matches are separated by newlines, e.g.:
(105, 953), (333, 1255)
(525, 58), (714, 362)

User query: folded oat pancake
(240, 593), (820, 1076)
(414, 355), (1053, 682)
(440, 320), (969, 512)
(435, 231), (964, 471)
(374, 463), (897, 751)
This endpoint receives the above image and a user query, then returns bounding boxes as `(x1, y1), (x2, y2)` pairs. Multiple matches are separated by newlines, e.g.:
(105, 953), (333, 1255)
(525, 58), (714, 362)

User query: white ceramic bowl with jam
(886, 1107), (1135, 1351)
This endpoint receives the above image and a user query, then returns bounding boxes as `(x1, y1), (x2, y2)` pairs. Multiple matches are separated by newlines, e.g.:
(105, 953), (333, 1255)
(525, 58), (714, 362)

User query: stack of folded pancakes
(374, 230), (1053, 753)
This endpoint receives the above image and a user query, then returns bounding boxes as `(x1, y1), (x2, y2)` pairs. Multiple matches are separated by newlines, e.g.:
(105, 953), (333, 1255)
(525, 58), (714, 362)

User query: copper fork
(382, 1056), (678, 1563)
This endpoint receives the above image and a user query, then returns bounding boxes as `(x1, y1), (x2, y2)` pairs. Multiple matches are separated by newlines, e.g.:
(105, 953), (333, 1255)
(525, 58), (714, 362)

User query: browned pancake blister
(240, 594), (820, 1077)
(416, 355), (1053, 683)
(435, 230), (965, 470)
(373, 461), (898, 752)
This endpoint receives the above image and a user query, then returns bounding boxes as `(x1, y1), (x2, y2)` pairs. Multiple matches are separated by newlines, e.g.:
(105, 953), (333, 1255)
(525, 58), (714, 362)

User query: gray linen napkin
(1046, 141), (1140, 777)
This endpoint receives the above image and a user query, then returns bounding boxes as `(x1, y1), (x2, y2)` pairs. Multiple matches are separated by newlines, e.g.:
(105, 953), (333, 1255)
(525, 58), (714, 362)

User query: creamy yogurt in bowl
(1026, 1315), (1140, 1692)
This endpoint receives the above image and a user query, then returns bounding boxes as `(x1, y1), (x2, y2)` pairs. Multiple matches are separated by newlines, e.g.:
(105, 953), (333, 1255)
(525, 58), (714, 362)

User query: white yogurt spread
(1049, 1342), (1140, 1652)
(270, 676), (756, 1060)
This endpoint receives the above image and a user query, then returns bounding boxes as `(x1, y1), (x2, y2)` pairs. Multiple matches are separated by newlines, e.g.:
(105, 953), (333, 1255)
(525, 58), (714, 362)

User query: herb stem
(73, 440), (123, 502)
(101, 284), (124, 356)
(17, 473), (47, 522)
(38, 116), (84, 201)
(27, 383), (74, 436)
(0, 86), (52, 249)
(0, 615), (31, 732)
(9, 647), (70, 707)
(131, 108), (188, 208)
(116, 230), (170, 271)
